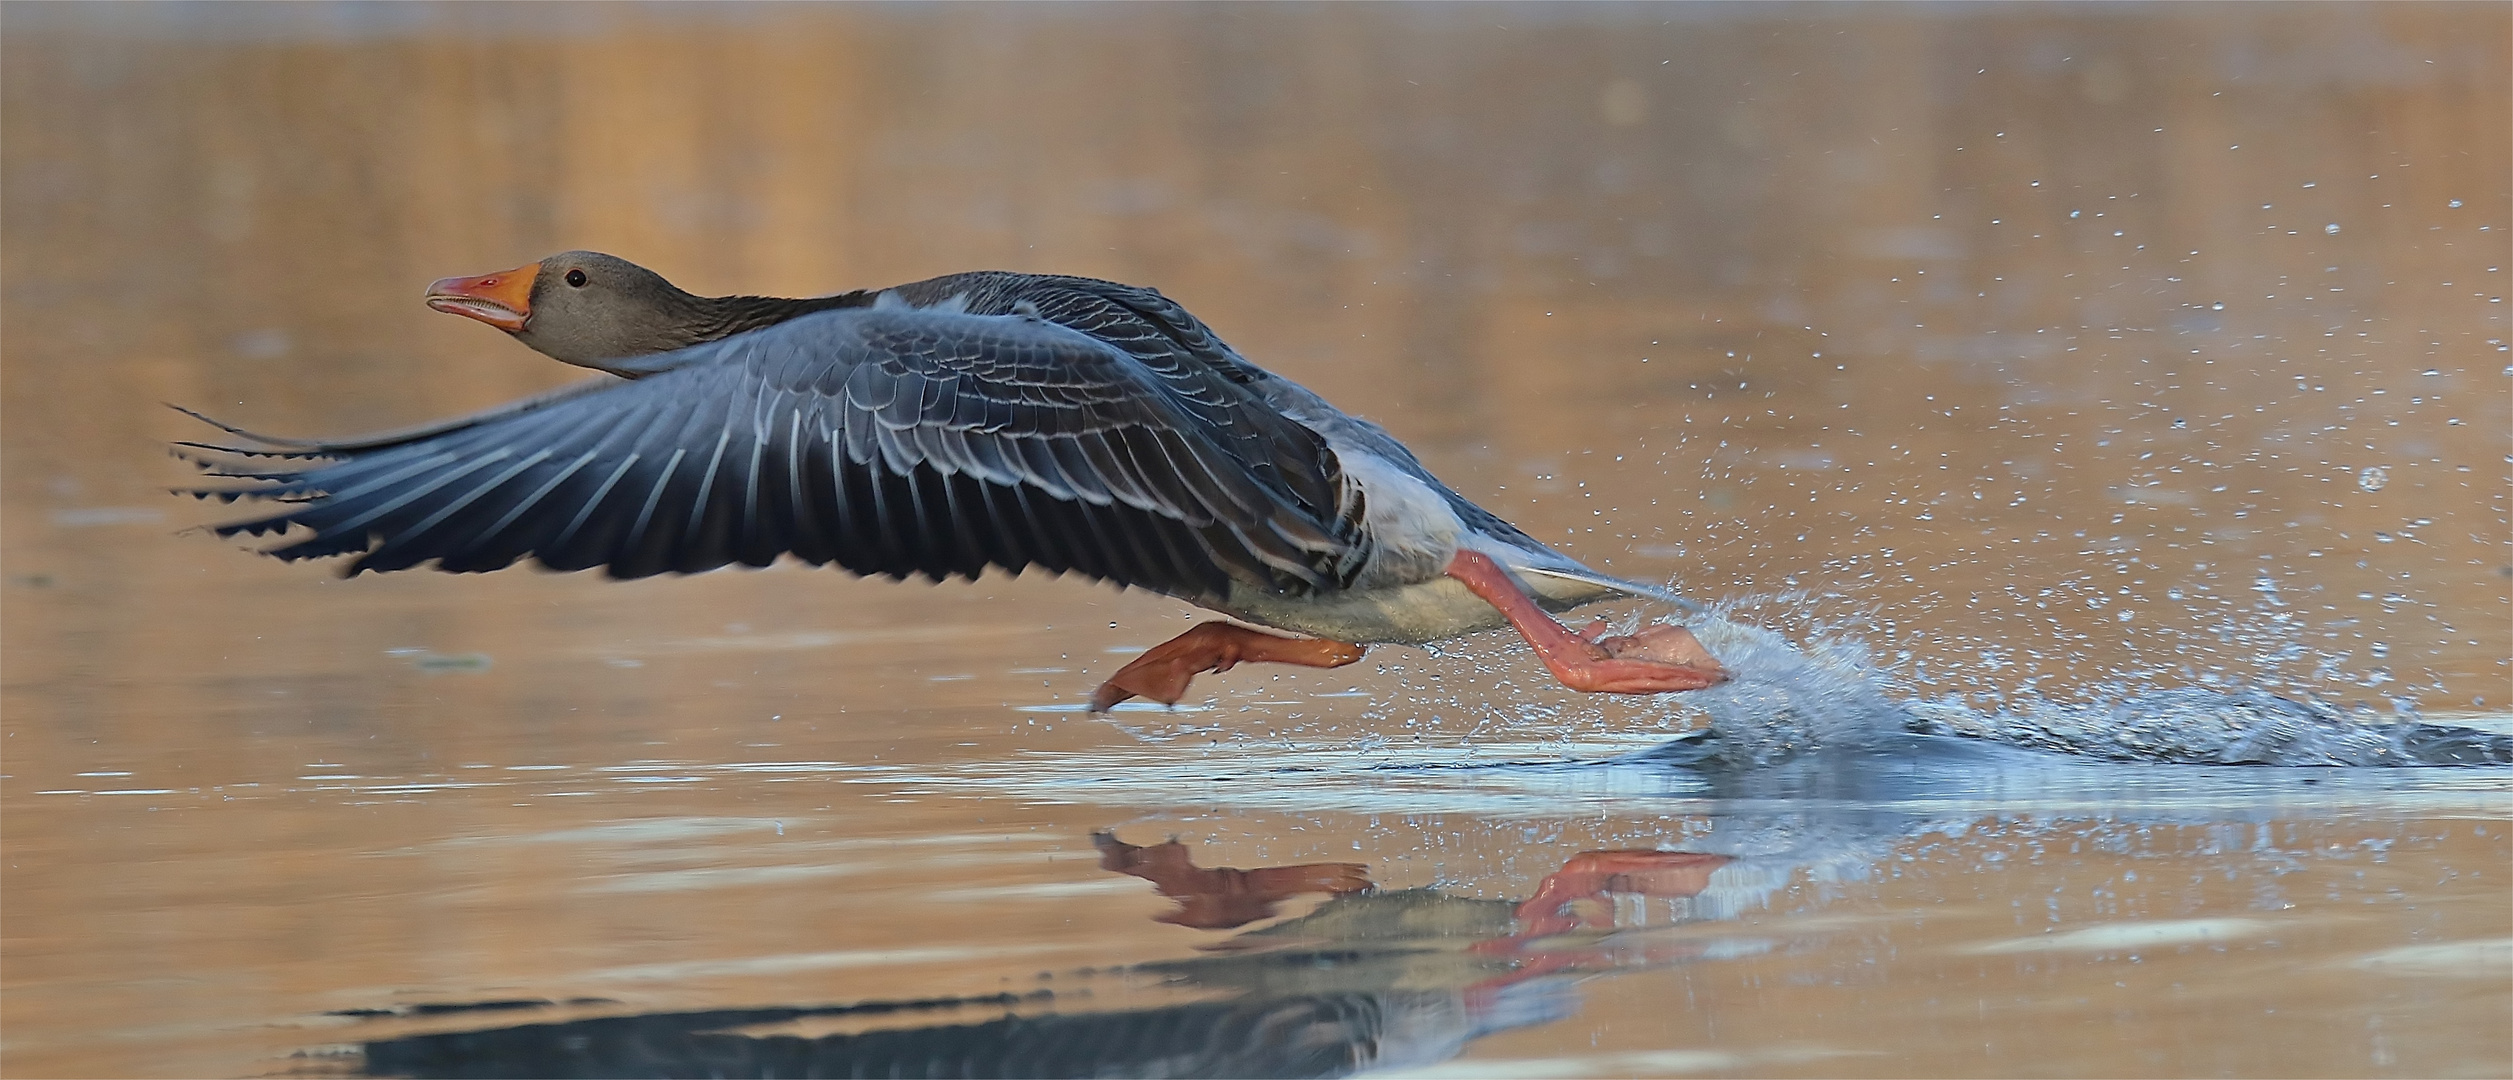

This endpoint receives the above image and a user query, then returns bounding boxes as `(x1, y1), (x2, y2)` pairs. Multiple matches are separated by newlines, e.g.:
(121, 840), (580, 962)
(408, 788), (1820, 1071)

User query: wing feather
(545, 453), (643, 566)
(185, 299), (1358, 603)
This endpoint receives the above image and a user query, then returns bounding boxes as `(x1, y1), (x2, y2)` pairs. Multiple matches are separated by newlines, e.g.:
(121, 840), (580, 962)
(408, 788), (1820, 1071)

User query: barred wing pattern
(189, 306), (1360, 604)
(892, 272), (1342, 519)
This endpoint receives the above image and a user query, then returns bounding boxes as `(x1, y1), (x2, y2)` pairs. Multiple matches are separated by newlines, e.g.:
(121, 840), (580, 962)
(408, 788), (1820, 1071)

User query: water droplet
(2357, 466), (2388, 491)
(2211, 302), (2225, 310)
(2324, 223), (2341, 234)
(2252, 574), (2287, 607)
(2449, 199), (2464, 208)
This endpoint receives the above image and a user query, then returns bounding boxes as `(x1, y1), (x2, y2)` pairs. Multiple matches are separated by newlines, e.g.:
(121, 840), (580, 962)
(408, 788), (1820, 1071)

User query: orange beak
(424, 260), (540, 332)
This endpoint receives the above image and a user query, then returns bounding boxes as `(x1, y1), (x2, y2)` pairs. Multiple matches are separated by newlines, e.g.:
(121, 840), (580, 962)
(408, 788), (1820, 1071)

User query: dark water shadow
(347, 988), (1524, 1079)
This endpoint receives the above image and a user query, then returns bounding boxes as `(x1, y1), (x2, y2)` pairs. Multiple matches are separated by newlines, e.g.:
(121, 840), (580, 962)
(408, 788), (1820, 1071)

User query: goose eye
(564, 269), (588, 288)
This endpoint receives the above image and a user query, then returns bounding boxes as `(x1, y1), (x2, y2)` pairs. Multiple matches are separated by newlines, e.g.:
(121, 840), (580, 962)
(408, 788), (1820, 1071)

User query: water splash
(1639, 603), (1910, 767)
(1614, 594), (2513, 769)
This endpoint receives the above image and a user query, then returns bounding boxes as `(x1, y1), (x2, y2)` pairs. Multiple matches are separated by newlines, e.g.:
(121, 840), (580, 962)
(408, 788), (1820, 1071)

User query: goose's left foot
(1445, 550), (1727, 694)
(1089, 621), (1366, 711)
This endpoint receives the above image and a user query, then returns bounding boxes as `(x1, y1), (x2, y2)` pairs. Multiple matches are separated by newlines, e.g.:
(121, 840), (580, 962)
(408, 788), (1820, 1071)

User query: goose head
(426, 251), (715, 369)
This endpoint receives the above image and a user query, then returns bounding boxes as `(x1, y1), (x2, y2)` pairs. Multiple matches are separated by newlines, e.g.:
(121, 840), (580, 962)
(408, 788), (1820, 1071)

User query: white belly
(1332, 444), (1465, 589)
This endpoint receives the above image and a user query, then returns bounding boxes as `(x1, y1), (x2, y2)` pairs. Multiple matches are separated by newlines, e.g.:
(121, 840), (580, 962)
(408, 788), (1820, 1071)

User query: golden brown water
(3, 4), (2507, 1077)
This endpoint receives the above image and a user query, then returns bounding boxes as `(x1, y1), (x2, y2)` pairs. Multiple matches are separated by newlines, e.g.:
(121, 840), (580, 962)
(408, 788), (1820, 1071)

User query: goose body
(184, 253), (1723, 705)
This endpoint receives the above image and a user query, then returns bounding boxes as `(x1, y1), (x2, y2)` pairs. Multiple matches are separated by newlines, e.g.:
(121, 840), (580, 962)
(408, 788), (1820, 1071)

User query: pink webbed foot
(1445, 550), (1728, 694)
(1579, 620), (1725, 674)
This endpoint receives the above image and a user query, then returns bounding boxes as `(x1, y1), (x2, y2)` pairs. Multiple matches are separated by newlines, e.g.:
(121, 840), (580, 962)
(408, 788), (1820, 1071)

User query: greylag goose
(181, 253), (1726, 709)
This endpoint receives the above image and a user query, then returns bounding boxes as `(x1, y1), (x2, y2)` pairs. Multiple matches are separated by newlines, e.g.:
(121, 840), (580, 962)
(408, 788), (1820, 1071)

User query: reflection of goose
(183, 253), (1724, 708)
(337, 743), (2506, 1077)
(340, 840), (1736, 1079)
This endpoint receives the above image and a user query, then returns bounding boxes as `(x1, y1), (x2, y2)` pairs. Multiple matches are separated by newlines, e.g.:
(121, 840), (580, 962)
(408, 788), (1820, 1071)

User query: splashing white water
(1625, 596), (2513, 768)
(1640, 604), (1911, 767)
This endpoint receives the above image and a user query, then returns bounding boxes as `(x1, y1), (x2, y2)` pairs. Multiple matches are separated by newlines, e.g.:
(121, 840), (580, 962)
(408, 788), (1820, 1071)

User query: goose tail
(1514, 564), (1711, 616)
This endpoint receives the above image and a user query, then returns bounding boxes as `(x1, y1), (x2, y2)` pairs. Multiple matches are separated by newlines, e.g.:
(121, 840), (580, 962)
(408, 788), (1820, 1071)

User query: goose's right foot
(1445, 550), (1727, 694)
(1579, 619), (1723, 672)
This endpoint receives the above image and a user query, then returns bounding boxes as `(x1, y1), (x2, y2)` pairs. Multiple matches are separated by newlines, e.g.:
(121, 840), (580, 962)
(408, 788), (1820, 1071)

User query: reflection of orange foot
(1094, 833), (1372, 930)
(1445, 551), (1727, 694)
(1512, 850), (1732, 938)
(1089, 622), (1366, 711)
(1463, 848), (1736, 1004)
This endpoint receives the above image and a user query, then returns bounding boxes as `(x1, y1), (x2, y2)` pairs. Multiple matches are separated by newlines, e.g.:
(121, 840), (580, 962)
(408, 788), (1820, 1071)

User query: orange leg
(1445, 549), (1726, 694)
(1089, 621), (1366, 712)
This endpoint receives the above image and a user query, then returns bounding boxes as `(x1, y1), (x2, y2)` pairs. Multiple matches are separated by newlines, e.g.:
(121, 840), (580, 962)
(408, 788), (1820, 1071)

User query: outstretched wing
(183, 306), (1358, 603)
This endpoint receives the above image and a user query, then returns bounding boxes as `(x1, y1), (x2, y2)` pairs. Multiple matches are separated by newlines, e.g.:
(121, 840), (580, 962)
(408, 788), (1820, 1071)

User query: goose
(180, 253), (1726, 710)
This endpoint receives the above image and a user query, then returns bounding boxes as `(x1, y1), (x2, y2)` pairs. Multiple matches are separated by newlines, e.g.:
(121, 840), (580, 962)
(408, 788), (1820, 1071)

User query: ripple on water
(2344, 938), (2513, 979)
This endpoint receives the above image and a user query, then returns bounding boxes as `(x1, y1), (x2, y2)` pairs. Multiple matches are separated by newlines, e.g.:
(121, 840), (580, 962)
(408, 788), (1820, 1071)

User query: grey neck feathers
(692, 291), (879, 342)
